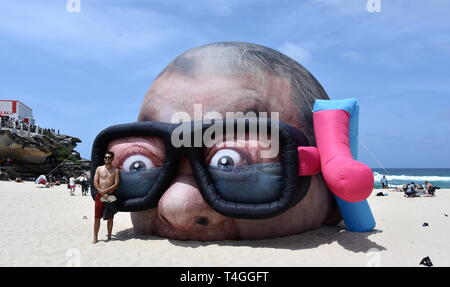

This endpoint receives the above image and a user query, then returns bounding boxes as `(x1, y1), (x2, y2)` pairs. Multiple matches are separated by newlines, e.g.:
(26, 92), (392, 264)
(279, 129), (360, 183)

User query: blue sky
(1, 0), (449, 168)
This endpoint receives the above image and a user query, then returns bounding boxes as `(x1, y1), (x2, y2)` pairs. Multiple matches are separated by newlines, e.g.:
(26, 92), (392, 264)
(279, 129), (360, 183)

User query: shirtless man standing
(92, 151), (120, 244)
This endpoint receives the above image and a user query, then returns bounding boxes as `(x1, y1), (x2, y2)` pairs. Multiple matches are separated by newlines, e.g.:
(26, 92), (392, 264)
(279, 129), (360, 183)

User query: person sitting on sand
(400, 184), (408, 192)
(49, 174), (56, 187)
(424, 181), (437, 197)
(404, 182), (417, 198)
(416, 184), (425, 196)
(45, 182), (54, 188)
(92, 151), (120, 244)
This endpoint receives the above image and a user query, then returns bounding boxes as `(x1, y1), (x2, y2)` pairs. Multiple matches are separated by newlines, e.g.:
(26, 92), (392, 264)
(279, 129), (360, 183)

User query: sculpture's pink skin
(313, 110), (374, 202)
(107, 137), (166, 169)
(297, 147), (321, 176)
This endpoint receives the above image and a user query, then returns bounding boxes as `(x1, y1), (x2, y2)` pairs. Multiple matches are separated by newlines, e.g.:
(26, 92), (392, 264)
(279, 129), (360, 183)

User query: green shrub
(53, 148), (78, 163)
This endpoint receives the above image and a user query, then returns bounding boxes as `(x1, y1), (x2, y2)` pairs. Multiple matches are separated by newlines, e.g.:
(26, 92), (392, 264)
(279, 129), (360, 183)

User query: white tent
(35, 175), (47, 185)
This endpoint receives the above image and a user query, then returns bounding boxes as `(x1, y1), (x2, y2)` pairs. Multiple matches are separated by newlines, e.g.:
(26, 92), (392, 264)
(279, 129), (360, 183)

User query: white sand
(0, 181), (449, 267)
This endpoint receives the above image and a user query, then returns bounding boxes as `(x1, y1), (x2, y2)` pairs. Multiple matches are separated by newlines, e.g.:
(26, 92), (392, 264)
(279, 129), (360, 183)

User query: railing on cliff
(0, 121), (61, 137)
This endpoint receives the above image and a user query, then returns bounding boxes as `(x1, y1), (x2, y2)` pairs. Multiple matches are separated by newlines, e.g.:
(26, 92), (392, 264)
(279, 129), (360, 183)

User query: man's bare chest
(100, 167), (116, 179)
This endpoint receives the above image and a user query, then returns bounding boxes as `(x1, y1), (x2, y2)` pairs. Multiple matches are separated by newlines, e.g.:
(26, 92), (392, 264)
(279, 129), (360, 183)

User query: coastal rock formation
(0, 129), (80, 164)
(0, 128), (90, 179)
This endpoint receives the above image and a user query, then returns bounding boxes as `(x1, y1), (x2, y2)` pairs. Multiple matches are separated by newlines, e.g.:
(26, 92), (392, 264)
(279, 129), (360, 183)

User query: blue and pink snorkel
(298, 98), (376, 232)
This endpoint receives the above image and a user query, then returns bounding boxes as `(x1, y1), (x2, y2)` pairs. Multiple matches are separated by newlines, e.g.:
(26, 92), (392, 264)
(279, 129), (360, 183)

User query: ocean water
(372, 168), (450, 189)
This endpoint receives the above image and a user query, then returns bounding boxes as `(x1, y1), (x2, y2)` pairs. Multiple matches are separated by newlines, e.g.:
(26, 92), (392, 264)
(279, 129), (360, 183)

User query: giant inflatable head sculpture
(91, 42), (375, 240)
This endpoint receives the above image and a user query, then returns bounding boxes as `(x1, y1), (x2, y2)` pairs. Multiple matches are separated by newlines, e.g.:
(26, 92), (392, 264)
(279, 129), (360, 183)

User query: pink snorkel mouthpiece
(314, 109), (374, 202)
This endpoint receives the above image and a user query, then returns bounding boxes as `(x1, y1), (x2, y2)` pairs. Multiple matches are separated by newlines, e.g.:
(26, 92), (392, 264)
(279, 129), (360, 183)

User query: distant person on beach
(48, 174), (55, 188)
(424, 181), (433, 192)
(396, 183), (409, 192)
(381, 175), (389, 189)
(46, 174), (55, 188)
(424, 181), (437, 197)
(92, 151), (120, 244)
(69, 176), (76, 196)
(79, 174), (89, 196)
(64, 175), (70, 189)
(416, 184), (425, 196)
(404, 182), (417, 197)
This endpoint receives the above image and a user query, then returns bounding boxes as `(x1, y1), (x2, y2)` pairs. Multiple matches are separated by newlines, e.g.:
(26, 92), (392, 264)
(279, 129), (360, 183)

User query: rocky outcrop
(0, 128), (90, 179)
(0, 129), (81, 164)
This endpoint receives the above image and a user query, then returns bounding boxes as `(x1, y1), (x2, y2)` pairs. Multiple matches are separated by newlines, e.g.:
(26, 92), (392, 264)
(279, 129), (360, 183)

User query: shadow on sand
(114, 225), (386, 253)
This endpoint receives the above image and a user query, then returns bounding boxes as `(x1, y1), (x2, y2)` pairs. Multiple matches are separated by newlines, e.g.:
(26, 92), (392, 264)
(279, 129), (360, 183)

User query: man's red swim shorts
(95, 193), (114, 220)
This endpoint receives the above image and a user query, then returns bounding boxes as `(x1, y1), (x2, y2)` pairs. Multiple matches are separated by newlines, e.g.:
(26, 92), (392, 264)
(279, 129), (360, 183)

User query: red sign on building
(0, 100), (34, 124)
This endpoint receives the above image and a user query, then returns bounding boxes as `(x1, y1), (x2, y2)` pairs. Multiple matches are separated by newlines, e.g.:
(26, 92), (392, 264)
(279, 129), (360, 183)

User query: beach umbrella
(35, 175), (47, 185)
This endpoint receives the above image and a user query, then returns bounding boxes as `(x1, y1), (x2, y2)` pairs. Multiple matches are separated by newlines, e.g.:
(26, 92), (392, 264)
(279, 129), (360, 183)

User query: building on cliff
(0, 100), (90, 180)
(0, 100), (35, 125)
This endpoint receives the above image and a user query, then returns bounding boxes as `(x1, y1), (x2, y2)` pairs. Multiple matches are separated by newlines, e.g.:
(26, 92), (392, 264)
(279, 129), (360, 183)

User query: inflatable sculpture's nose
(157, 159), (227, 233)
(158, 176), (226, 230)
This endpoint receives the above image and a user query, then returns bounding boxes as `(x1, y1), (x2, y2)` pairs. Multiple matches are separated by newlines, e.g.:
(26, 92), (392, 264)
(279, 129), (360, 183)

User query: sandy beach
(1, 181), (449, 267)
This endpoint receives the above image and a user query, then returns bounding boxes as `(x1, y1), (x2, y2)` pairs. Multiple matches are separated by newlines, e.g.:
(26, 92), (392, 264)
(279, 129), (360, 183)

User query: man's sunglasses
(90, 118), (316, 219)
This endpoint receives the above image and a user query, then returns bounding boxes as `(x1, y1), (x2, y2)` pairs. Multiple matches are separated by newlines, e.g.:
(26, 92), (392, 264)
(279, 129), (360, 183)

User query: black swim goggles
(90, 118), (313, 219)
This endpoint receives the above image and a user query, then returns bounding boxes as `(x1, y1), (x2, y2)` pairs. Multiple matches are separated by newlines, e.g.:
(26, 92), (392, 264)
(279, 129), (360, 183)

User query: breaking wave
(373, 172), (450, 182)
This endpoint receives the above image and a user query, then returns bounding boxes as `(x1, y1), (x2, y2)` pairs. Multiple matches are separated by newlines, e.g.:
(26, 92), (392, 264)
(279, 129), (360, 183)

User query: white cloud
(310, 0), (366, 15)
(0, 1), (205, 64)
(340, 50), (362, 61)
(278, 42), (311, 64)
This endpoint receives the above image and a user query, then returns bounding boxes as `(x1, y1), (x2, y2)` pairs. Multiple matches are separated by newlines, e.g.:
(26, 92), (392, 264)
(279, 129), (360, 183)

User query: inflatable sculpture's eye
(123, 155), (154, 172)
(209, 149), (242, 168)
